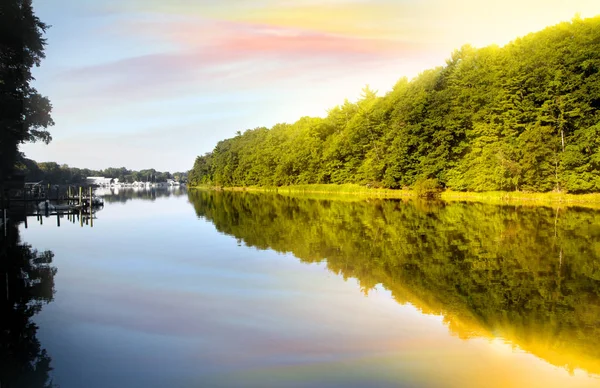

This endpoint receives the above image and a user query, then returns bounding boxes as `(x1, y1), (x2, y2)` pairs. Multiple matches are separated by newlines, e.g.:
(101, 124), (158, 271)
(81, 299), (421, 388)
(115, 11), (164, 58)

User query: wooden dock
(7, 185), (103, 206)
(1, 184), (107, 233)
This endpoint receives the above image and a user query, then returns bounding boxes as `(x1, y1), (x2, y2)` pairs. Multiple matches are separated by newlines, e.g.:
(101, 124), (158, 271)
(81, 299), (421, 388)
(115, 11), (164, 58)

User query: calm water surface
(4, 188), (600, 387)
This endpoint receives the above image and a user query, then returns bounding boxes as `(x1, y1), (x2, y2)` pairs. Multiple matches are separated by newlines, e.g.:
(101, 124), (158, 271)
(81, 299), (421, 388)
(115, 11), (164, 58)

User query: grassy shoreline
(190, 184), (600, 208)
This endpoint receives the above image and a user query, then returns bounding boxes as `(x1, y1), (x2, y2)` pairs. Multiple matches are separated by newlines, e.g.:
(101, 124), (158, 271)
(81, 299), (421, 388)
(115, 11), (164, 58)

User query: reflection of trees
(188, 190), (600, 375)
(0, 223), (57, 387)
(99, 187), (187, 204)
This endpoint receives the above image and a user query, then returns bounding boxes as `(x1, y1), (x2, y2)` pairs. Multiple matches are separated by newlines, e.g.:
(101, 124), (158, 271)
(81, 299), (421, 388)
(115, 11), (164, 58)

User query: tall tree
(0, 0), (53, 186)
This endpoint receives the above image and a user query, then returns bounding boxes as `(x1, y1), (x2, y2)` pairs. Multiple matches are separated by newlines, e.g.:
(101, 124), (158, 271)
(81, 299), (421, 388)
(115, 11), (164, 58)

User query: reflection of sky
(22, 0), (600, 171)
(20, 195), (600, 387)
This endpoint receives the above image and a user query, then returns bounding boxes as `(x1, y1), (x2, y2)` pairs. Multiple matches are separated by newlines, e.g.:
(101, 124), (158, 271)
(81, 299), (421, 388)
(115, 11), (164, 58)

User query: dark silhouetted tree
(0, 0), (54, 185)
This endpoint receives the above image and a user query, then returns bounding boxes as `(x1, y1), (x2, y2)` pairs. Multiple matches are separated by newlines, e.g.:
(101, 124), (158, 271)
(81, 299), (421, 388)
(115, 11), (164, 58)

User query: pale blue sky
(22, 0), (600, 172)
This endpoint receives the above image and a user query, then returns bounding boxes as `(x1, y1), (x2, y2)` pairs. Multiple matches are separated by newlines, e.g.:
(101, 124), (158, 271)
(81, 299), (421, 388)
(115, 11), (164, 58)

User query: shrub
(414, 178), (442, 199)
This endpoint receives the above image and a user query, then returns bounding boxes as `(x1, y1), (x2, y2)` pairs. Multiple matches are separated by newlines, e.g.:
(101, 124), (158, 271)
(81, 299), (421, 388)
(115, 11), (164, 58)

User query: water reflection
(188, 190), (600, 376)
(96, 186), (187, 204)
(0, 221), (57, 387)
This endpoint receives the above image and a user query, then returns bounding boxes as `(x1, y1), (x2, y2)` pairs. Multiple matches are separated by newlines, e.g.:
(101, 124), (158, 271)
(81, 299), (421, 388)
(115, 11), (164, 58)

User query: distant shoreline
(190, 184), (600, 208)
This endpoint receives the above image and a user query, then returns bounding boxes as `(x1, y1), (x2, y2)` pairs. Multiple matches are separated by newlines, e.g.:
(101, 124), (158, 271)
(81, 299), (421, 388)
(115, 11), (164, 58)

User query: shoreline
(190, 184), (600, 208)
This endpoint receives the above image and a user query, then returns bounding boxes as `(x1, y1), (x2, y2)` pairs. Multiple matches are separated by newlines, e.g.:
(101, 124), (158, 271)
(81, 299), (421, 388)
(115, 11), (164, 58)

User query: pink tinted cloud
(125, 17), (410, 57)
(56, 18), (420, 102)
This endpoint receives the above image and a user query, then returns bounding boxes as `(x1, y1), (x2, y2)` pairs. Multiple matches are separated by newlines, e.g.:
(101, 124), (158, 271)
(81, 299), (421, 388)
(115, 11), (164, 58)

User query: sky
(22, 0), (600, 172)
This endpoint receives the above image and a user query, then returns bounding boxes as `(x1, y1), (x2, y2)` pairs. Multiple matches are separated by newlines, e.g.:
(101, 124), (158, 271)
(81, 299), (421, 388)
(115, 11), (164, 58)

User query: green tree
(0, 0), (54, 185)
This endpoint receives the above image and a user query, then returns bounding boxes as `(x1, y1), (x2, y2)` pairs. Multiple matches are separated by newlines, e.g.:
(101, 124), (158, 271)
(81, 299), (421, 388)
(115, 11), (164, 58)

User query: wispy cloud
(56, 18), (418, 100)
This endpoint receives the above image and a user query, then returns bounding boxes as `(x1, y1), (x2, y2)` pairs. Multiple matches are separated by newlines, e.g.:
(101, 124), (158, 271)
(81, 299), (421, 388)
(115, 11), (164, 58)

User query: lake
(2, 188), (600, 387)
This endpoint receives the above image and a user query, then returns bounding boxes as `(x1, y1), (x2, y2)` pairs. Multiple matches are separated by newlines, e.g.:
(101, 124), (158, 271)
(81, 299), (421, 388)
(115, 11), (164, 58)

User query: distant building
(86, 177), (113, 186)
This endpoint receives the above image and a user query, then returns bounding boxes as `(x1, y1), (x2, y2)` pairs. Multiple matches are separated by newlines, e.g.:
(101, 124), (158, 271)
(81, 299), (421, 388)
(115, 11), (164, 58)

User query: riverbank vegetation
(190, 15), (600, 194)
(195, 183), (600, 208)
(15, 157), (188, 185)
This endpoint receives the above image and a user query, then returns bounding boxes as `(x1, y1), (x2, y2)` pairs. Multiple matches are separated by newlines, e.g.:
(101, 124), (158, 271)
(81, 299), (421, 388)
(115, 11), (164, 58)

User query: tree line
(15, 157), (188, 185)
(190, 15), (600, 193)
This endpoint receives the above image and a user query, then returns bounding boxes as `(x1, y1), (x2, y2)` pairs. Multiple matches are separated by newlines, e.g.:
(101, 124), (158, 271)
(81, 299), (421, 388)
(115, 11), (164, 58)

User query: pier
(1, 185), (103, 231)
(9, 184), (104, 206)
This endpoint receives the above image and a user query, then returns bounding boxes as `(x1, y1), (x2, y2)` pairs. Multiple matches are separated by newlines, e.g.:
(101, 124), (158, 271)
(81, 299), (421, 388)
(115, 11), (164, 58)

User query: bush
(414, 178), (442, 199)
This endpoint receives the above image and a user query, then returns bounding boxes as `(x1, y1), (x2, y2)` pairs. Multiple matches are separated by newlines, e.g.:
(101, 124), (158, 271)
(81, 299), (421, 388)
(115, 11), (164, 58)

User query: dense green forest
(15, 157), (188, 184)
(188, 190), (600, 374)
(190, 15), (600, 193)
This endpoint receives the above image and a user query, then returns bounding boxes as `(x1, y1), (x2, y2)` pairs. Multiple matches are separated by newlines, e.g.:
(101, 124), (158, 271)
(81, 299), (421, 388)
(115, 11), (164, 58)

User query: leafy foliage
(413, 178), (442, 198)
(0, 0), (54, 181)
(191, 16), (600, 193)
